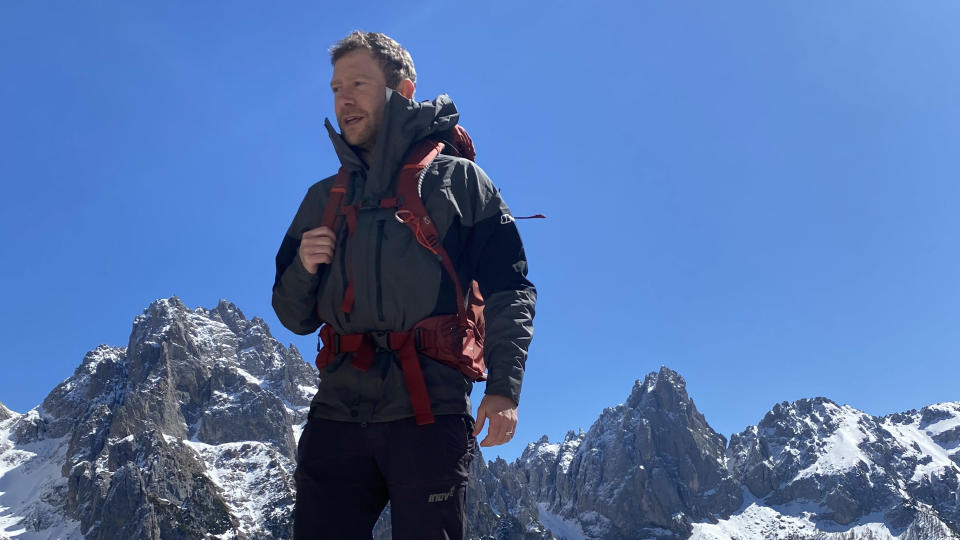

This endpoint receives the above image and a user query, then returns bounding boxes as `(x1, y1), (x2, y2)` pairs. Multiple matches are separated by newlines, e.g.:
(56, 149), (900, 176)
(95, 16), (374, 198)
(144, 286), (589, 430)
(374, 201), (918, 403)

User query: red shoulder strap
(321, 168), (358, 314)
(321, 168), (350, 231)
(394, 141), (469, 322)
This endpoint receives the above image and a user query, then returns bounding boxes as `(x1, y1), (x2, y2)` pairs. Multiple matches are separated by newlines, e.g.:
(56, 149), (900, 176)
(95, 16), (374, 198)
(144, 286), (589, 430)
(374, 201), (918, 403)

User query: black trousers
(293, 414), (476, 540)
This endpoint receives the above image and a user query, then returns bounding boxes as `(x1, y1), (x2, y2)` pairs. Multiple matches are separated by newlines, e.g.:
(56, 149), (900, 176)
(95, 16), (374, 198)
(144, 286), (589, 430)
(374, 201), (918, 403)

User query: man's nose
(337, 88), (356, 106)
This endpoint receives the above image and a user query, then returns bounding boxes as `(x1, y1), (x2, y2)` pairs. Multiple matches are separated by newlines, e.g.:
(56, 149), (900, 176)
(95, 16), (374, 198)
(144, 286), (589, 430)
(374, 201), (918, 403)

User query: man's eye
(331, 87), (340, 93)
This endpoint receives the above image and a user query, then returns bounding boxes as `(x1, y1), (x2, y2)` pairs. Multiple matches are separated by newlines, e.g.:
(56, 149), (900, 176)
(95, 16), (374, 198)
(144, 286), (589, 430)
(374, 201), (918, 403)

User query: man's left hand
(472, 394), (518, 447)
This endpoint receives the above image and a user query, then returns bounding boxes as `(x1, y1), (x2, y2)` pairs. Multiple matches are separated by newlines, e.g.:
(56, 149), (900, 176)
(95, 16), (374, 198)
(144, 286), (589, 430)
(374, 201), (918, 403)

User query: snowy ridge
(182, 437), (296, 538)
(691, 488), (960, 539)
(0, 413), (82, 539)
(793, 403), (878, 480)
(722, 397), (960, 540)
(0, 296), (318, 539)
(740, 398), (877, 485)
(537, 502), (587, 540)
(881, 402), (960, 484)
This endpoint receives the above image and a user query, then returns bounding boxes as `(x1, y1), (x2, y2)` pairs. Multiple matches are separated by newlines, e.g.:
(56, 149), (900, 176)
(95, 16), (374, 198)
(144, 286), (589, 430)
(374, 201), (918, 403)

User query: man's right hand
(298, 226), (337, 274)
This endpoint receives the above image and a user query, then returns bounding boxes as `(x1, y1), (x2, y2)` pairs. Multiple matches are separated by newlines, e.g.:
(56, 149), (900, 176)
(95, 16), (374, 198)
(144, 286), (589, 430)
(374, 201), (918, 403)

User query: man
(272, 31), (536, 539)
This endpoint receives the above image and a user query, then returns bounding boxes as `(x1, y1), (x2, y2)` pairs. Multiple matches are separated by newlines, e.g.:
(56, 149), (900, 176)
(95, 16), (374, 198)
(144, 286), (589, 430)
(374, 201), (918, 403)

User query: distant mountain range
(1, 297), (957, 539)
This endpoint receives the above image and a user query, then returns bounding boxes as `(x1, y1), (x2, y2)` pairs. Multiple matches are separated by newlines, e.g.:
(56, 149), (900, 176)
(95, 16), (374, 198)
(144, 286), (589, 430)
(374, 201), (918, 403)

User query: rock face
(0, 402), (13, 421)
(0, 297), (316, 539)
(1, 298), (958, 539)
(729, 397), (893, 522)
(711, 399), (960, 539)
(531, 367), (742, 538)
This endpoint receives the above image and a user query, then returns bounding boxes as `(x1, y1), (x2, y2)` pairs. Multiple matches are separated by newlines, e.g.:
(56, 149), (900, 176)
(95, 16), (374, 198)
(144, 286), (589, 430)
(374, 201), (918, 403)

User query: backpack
(314, 126), (488, 425)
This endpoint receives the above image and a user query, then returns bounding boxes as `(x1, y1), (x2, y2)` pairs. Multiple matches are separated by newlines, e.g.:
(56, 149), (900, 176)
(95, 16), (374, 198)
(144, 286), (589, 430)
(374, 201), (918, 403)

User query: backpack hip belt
(314, 313), (485, 426)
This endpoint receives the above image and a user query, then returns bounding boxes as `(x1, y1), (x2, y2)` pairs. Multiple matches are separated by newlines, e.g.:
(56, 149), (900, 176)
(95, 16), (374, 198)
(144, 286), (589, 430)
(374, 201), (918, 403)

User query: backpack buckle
(369, 331), (391, 352)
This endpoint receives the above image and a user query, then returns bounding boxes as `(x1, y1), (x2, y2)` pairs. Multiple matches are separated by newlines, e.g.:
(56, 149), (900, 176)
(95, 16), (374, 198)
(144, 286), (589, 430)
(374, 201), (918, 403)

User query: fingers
(299, 227), (338, 272)
(301, 246), (335, 264)
(472, 403), (487, 438)
(478, 412), (518, 448)
(301, 226), (336, 242)
(298, 248), (334, 272)
(475, 395), (519, 447)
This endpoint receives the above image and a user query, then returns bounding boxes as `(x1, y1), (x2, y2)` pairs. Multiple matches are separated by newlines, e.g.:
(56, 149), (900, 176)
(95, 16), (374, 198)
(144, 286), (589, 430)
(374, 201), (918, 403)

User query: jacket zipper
(375, 219), (385, 322)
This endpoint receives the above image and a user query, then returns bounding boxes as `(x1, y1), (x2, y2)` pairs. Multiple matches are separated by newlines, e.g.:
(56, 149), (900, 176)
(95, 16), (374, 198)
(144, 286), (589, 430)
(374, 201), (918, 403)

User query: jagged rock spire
(0, 401), (15, 421)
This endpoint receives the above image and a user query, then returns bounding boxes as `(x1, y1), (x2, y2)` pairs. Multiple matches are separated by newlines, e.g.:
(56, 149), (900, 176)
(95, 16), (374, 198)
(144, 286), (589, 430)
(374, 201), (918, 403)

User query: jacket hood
(324, 88), (461, 197)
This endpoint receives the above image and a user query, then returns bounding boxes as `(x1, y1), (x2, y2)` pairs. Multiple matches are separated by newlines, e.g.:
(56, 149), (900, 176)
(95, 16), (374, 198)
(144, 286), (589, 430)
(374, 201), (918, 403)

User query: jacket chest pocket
(375, 214), (444, 326)
(348, 209), (440, 326)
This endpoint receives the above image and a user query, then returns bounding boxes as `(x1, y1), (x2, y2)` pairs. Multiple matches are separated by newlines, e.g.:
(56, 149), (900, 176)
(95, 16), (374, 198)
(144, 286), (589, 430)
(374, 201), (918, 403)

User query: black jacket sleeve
(466, 166), (537, 406)
(271, 183), (328, 335)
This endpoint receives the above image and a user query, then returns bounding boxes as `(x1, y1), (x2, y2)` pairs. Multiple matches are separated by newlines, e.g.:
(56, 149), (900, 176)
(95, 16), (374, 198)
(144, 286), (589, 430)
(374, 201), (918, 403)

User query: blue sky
(1, 2), (958, 463)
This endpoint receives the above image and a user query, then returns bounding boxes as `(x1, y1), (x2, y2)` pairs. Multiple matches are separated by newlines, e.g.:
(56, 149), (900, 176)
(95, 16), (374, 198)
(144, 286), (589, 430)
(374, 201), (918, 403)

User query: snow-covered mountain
(478, 369), (959, 540)
(0, 297), (316, 539)
(698, 398), (960, 539)
(1, 297), (958, 539)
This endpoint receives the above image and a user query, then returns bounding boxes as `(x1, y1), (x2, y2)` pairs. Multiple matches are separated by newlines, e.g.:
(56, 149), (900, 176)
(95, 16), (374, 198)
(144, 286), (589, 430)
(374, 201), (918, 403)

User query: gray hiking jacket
(272, 89), (537, 423)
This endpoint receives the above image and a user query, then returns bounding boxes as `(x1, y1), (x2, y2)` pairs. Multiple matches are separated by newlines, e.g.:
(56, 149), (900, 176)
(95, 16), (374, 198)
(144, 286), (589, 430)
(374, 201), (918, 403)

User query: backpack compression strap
(394, 140), (469, 323)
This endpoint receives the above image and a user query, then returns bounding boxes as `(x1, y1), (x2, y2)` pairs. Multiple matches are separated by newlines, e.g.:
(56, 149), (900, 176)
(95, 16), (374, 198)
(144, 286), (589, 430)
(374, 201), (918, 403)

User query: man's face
(331, 49), (387, 153)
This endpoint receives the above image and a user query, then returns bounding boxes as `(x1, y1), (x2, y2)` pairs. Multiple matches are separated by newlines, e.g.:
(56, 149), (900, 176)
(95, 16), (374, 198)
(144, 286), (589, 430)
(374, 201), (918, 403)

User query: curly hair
(329, 31), (416, 89)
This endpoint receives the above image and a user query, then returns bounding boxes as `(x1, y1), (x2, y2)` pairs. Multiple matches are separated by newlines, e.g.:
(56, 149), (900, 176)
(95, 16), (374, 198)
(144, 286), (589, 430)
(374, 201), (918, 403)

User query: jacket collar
(325, 88), (461, 198)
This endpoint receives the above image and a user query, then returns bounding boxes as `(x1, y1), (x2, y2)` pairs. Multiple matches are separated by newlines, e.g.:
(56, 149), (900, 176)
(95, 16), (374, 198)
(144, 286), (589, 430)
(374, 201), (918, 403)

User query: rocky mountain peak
(536, 366), (741, 539)
(0, 401), (14, 421)
(203, 298), (252, 337)
(113, 297), (316, 448)
(918, 401), (960, 430)
(214, 297), (246, 317)
(726, 394), (960, 533)
(761, 396), (841, 425)
(625, 365), (690, 414)
(0, 297), (320, 539)
(132, 295), (187, 326)
(521, 435), (557, 461)
(751, 396), (861, 451)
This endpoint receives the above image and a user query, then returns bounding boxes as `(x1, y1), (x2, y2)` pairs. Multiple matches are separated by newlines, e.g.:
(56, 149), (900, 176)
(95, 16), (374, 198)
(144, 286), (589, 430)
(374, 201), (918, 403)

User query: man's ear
(397, 78), (415, 100)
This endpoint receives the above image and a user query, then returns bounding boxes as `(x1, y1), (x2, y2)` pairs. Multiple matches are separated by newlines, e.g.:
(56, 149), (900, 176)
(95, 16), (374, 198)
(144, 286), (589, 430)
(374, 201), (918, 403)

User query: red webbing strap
(317, 168), (358, 314)
(321, 168), (349, 230)
(390, 331), (435, 425)
(435, 243), (466, 322)
(394, 141), (468, 322)
(315, 325), (335, 371)
(348, 335), (374, 371)
(315, 325), (374, 372)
